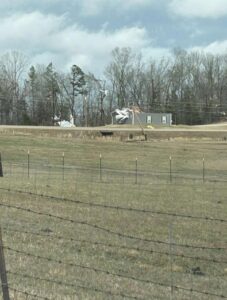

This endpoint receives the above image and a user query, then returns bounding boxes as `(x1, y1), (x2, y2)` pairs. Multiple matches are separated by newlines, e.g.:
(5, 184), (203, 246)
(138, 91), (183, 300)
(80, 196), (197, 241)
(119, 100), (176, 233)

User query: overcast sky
(1, 0), (227, 75)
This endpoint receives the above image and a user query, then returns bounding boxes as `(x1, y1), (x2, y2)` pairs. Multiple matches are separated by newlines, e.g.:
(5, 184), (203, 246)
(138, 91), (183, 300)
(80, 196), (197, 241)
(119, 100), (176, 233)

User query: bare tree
(105, 47), (134, 108)
(57, 65), (86, 125)
(0, 51), (28, 124)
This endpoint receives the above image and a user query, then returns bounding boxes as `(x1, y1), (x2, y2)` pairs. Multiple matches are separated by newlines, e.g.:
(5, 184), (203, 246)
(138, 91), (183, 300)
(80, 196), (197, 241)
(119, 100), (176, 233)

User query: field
(0, 130), (227, 300)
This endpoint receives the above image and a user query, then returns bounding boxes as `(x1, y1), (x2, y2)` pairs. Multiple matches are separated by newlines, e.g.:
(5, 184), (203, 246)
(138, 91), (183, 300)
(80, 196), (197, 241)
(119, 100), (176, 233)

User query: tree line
(1, 48), (227, 126)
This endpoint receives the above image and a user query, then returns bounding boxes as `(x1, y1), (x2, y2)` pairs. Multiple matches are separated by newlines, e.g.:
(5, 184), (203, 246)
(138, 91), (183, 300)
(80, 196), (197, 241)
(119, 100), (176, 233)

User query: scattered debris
(41, 228), (53, 233)
(190, 266), (205, 276)
(54, 115), (75, 128)
(113, 108), (131, 124)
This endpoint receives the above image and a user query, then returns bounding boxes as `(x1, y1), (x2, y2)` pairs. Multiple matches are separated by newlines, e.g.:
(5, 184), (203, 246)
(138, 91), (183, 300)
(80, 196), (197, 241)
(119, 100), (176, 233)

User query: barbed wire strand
(3, 227), (227, 264)
(0, 188), (227, 223)
(1, 201), (225, 251)
(4, 245), (227, 296)
(8, 286), (51, 300)
(7, 268), (227, 299)
(8, 270), (145, 300)
(1, 187), (227, 223)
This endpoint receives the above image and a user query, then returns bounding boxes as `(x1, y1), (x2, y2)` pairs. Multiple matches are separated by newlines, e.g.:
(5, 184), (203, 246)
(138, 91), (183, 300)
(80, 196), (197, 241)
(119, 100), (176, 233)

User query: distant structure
(113, 108), (131, 124)
(112, 107), (172, 126)
(54, 115), (75, 128)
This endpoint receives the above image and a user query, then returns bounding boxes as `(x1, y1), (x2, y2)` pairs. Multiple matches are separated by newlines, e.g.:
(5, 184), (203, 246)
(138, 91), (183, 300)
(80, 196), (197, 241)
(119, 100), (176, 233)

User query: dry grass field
(0, 130), (227, 299)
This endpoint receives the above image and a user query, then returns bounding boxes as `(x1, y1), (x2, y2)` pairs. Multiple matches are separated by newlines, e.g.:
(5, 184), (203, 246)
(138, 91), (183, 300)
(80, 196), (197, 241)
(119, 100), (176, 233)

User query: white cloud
(79, 0), (152, 16)
(0, 11), (167, 75)
(169, 0), (227, 18)
(0, 0), (153, 17)
(190, 40), (227, 54)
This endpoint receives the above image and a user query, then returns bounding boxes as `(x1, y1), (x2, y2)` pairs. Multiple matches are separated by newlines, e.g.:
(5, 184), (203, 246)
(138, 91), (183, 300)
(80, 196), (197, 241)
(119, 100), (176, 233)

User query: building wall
(126, 113), (172, 126)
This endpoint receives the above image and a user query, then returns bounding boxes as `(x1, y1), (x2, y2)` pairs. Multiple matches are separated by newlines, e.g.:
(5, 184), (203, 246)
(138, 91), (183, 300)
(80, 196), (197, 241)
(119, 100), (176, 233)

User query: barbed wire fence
(2, 151), (227, 185)
(0, 154), (227, 299)
(1, 209), (226, 299)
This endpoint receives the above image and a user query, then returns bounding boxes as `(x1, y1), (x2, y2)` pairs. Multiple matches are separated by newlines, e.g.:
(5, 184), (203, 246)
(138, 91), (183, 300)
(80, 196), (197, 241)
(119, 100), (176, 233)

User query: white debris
(114, 108), (131, 124)
(54, 114), (75, 128)
(57, 120), (75, 128)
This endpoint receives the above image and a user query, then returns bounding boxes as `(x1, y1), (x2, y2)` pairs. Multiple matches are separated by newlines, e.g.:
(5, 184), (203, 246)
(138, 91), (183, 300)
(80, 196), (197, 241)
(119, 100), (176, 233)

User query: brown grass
(0, 132), (226, 299)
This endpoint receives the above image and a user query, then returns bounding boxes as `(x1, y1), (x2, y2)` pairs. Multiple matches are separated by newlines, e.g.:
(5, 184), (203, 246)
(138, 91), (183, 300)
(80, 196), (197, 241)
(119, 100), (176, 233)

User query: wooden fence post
(0, 226), (10, 300)
(0, 153), (3, 177)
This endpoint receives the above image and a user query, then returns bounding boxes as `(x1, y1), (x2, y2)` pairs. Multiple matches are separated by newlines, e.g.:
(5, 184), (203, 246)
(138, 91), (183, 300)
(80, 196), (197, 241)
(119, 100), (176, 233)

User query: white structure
(113, 108), (131, 124)
(54, 115), (75, 128)
(112, 109), (172, 126)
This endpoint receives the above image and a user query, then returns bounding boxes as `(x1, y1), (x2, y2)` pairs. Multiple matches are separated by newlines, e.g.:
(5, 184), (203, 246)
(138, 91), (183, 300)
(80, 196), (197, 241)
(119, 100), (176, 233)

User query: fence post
(203, 156), (205, 183)
(168, 223), (174, 300)
(0, 153), (3, 177)
(27, 150), (30, 178)
(62, 152), (65, 181)
(169, 156), (172, 183)
(99, 154), (102, 182)
(135, 157), (138, 184)
(0, 226), (10, 300)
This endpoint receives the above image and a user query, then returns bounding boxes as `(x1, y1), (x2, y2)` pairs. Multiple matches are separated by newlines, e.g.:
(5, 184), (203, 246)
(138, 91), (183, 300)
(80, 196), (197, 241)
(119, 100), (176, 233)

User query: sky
(0, 0), (227, 75)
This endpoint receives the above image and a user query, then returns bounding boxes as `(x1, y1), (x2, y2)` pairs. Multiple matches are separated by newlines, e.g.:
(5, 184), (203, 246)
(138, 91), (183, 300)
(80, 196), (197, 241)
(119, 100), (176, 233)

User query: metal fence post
(62, 152), (65, 181)
(0, 226), (10, 300)
(99, 154), (102, 182)
(27, 150), (30, 178)
(203, 156), (205, 183)
(135, 157), (138, 184)
(169, 156), (172, 183)
(169, 223), (174, 300)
